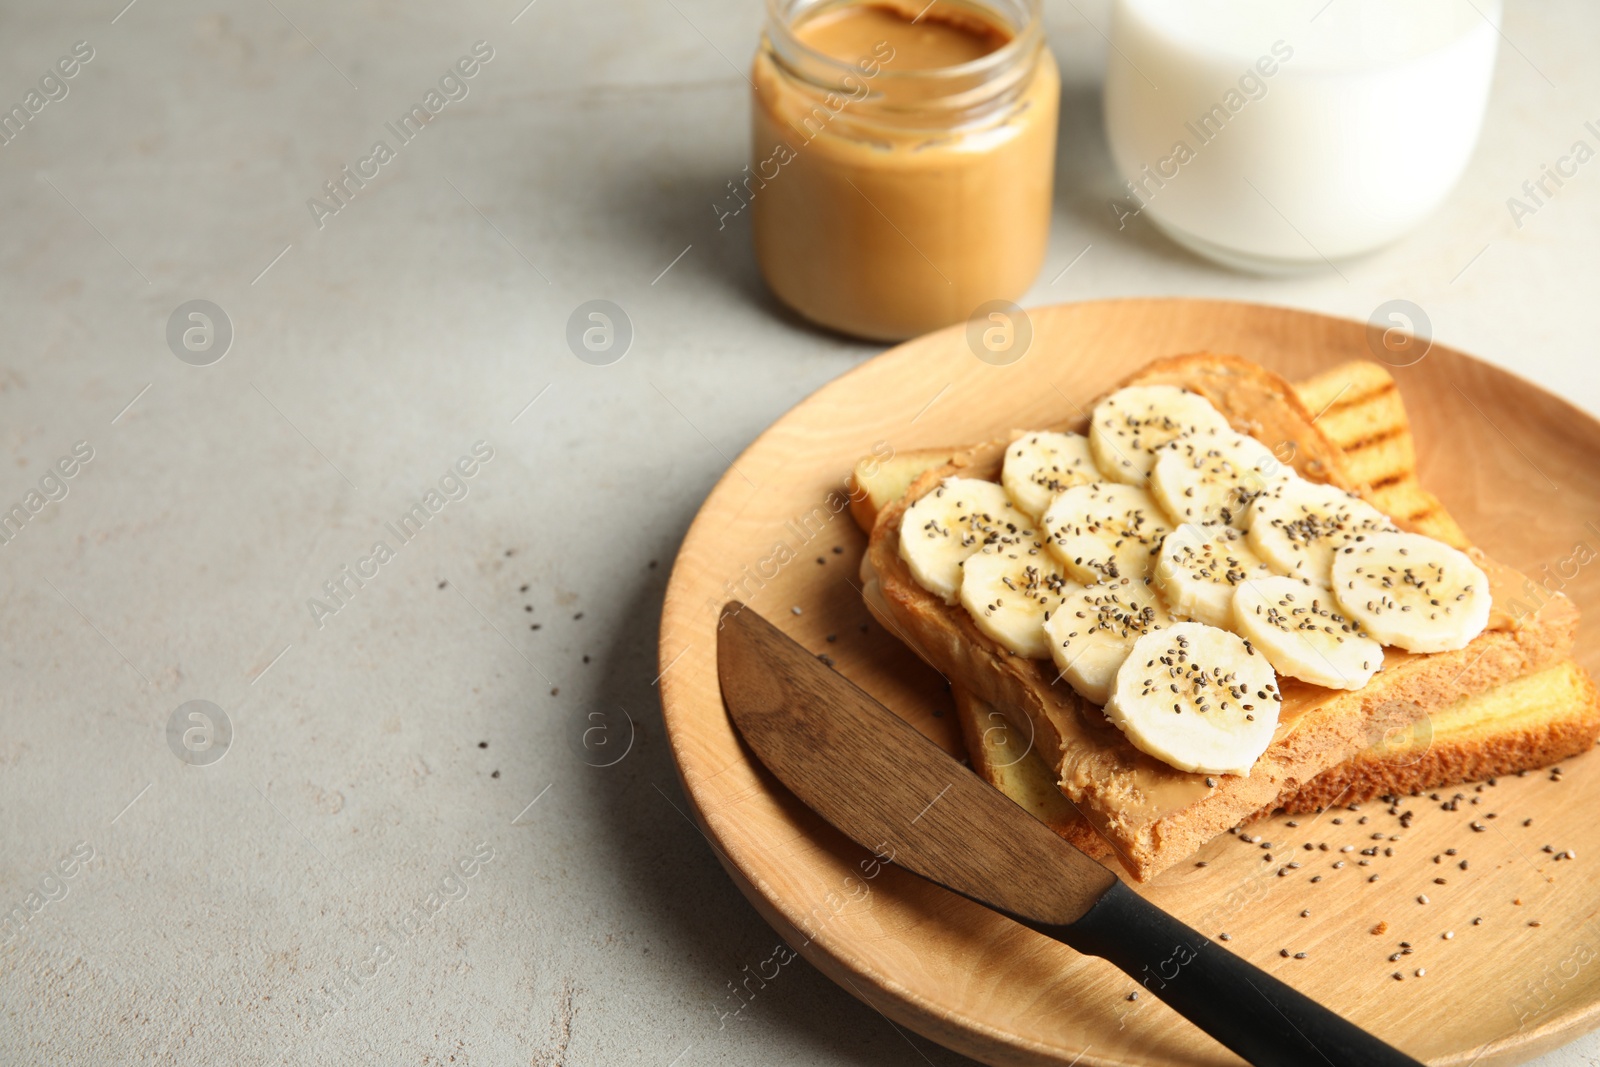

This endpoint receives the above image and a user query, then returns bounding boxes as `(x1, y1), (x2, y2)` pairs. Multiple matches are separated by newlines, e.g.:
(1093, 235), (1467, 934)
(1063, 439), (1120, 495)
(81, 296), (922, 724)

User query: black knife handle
(1034, 882), (1424, 1067)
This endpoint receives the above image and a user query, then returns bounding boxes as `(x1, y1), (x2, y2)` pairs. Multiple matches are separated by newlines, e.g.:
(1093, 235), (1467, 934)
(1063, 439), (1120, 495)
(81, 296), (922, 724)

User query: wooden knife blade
(716, 597), (1116, 924)
(715, 602), (1424, 1067)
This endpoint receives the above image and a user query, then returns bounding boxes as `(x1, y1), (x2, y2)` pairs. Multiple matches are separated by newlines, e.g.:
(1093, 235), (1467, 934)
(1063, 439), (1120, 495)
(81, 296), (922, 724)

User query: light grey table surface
(1, 1), (1596, 1064)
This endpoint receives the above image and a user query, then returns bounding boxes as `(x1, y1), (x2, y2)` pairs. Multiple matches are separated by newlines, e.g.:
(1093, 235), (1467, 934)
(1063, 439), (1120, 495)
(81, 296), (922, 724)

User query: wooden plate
(658, 299), (1600, 1066)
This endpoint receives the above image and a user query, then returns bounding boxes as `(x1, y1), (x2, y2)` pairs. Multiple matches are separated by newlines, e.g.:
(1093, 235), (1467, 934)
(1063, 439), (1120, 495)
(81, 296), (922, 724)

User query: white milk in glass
(1104, 0), (1501, 271)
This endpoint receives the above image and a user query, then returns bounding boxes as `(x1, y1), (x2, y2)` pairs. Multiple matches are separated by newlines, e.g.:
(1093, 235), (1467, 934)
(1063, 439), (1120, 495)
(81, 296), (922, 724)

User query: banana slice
(1246, 478), (1396, 587)
(1002, 431), (1098, 521)
(1150, 430), (1289, 529)
(1043, 577), (1172, 704)
(1042, 482), (1172, 584)
(1330, 531), (1492, 653)
(959, 544), (1077, 659)
(1105, 621), (1281, 776)
(898, 477), (1033, 603)
(1152, 523), (1275, 628)
(1232, 575), (1383, 690)
(1089, 385), (1234, 486)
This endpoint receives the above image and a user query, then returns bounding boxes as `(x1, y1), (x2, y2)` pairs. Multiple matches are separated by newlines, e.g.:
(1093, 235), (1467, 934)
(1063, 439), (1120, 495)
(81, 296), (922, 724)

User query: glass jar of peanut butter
(750, 0), (1057, 342)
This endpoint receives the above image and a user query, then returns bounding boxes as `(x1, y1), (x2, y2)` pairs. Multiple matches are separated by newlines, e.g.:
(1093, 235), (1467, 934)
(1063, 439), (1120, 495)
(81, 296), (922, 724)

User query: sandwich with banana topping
(853, 354), (1598, 880)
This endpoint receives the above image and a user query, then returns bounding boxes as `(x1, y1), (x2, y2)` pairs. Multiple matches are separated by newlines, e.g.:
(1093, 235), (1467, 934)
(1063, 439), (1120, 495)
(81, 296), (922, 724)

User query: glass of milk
(1103, 0), (1501, 272)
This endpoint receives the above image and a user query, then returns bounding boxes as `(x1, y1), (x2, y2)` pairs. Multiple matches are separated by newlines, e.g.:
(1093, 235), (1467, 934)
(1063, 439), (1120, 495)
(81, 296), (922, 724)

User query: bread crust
(861, 355), (1581, 880)
(1272, 662), (1600, 812)
(1116, 352), (1356, 489)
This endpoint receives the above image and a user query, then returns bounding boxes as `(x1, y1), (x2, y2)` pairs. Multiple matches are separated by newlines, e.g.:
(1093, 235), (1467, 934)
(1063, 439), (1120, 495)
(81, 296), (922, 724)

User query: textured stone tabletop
(2, 0), (1597, 1064)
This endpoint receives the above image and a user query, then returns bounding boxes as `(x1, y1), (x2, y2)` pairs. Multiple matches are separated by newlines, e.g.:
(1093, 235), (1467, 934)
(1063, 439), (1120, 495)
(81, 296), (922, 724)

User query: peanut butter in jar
(751, 0), (1057, 341)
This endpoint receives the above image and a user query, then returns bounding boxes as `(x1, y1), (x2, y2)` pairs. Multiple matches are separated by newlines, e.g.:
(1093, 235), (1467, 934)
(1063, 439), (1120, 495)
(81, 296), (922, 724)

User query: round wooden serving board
(658, 299), (1600, 1066)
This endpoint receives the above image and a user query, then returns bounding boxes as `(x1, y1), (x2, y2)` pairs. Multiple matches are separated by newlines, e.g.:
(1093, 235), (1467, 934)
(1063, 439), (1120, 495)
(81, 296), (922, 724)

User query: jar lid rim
(765, 0), (1045, 84)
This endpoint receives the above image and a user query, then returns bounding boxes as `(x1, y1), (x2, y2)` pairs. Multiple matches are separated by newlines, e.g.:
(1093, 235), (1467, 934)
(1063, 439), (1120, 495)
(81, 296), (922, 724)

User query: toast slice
(962, 657), (1599, 835)
(1294, 361), (1468, 548)
(1273, 652), (1599, 811)
(858, 354), (1585, 880)
(851, 362), (1599, 826)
